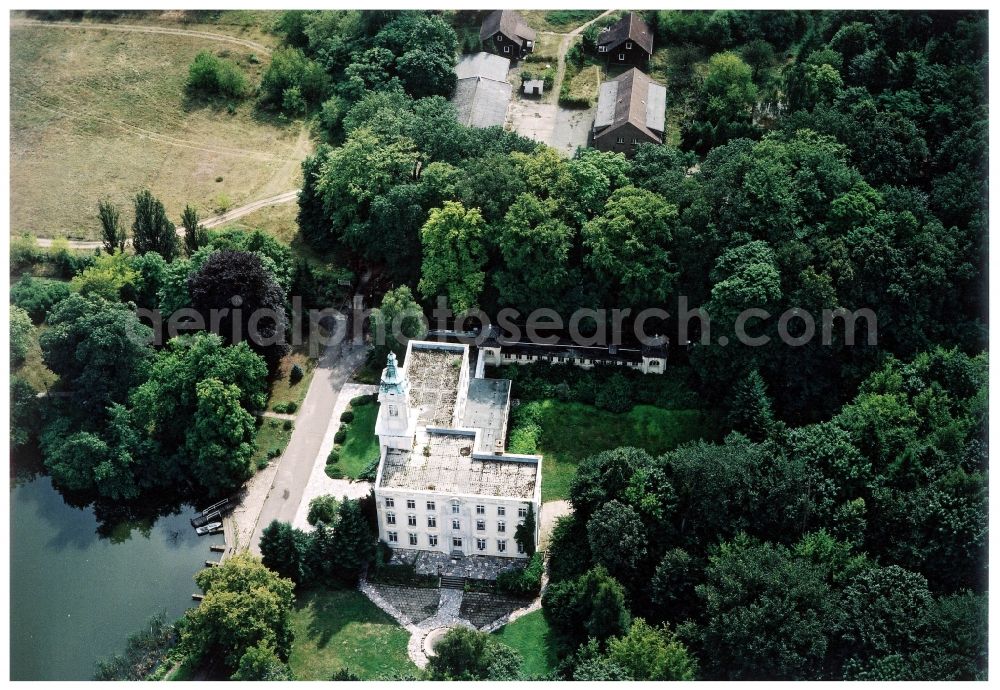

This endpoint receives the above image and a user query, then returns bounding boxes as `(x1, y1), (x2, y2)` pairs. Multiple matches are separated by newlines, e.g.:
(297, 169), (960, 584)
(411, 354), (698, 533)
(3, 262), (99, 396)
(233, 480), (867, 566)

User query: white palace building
(372, 340), (542, 561)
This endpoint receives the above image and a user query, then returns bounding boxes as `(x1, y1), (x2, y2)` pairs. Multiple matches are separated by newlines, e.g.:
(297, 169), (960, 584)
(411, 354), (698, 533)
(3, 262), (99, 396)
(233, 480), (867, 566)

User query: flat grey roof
(455, 52), (511, 82)
(595, 80), (619, 129)
(452, 77), (512, 129)
(462, 378), (510, 452)
(645, 82), (667, 133)
(380, 432), (537, 498)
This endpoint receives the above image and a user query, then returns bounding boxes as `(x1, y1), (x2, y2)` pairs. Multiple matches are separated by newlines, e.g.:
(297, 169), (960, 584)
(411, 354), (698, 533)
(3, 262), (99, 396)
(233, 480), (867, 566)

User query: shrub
(281, 86), (307, 116)
(11, 274), (71, 323)
(267, 447), (282, 459)
(358, 456), (380, 482)
(272, 401), (289, 413)
(334, 426), (347, 444)
(10, 235), (43, 274)
(307, 494), (340, 526)
(325, 465), (344, 479)
(340, 410), (355, 424)
(289, 363), (304, 385)
(187, 50), (249, 99)
(595, 373), (633, 413)
(496, 551), (544, 597)
(285, 401), (298, 413)
(350, 393), (376, 407)
(282, 420), (293, 431)
(327, 448), (340, 464)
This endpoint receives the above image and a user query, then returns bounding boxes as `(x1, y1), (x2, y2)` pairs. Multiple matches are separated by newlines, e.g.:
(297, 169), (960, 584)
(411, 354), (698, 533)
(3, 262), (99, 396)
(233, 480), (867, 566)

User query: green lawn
(338, 401), (380, 479)
(534, 400), (722, 501)
(495, 609), (559, 678)
(251, 418), (293, 469)
(267, 349), (316, 412)
(288, 588), (417, 680)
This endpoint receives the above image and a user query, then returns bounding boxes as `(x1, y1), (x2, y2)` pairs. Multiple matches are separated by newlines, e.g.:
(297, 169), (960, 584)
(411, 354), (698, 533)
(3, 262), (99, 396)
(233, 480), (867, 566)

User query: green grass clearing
(10, 21), (308, 240)
(336, 401), (379, 479)
(288, 587), (417, 680)
(520, 10), (605, 33)
(533, 400), (722, 501)
(495, 609), (558, 677)
(560, 63), (602, 107)
(267, 349), (316, 412)
(251, 418), (293, 470)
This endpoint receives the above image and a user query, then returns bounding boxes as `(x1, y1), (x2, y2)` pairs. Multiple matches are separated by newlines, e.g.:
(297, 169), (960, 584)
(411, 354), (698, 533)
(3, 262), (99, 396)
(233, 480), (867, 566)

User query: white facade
(372, 341), (542, 560)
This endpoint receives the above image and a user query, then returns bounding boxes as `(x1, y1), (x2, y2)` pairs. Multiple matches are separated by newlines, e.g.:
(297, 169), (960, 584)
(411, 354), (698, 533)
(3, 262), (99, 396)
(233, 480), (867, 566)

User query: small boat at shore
(195, 521), (222, 536)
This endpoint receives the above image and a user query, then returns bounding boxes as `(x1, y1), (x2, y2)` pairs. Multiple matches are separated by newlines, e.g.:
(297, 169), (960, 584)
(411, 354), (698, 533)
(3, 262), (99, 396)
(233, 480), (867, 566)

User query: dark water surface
(10, 474), (212, 680)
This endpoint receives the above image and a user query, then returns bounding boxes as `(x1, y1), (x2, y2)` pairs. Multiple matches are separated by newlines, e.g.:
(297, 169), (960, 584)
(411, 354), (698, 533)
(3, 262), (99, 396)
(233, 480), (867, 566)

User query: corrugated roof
(480, 9), (536, 43)
(455, 51), (511, 82)
(452, 76), (512, 129)
(597, 12), (654, 54)
(593, 68), (666, 143)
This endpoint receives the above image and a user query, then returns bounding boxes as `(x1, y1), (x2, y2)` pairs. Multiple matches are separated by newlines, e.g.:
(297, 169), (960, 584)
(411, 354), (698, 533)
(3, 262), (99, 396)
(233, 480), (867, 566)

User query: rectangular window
(389, 405), (398, 417)
(477, 538), (487, 551)
(476, 520), (486, 531)
(386, 512), (396, 525)
(452, 504), (460, 514)
(476, 505), (485, 515)
(409, 533), (418, 546)
(406, 499), (415, 510)
(497, 506), (506, 516)
(504, 45), (511, 53)
(616, 136), (625, 144)
(428, 516), (437, 528)
(518, 507), (528, 518)
(452, 519), (461, 530)
(385, 497), (394, 508)
(631, 138), (639, 145)
(427, 501), (436, 511)
(598, 45), (607, 52)
(618, 53), (625, 61)
(518, 541), (526, 554)
(453, 537), (463, 548)
(498, 521), (506, 533)
(388, 531), (398, 544)
(497, 540), (507, 553)
(407, 515), (416, 527)
(626, 41), (633, 49)
(429, 534), (438, 547)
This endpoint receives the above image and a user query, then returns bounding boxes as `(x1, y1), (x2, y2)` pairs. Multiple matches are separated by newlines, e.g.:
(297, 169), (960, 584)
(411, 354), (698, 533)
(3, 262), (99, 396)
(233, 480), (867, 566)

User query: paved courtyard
(507, 97), (594, 156)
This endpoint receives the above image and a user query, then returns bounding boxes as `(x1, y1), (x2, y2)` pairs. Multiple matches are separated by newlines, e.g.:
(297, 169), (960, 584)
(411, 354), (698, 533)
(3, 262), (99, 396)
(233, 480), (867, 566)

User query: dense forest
(9, 9), (987, 681)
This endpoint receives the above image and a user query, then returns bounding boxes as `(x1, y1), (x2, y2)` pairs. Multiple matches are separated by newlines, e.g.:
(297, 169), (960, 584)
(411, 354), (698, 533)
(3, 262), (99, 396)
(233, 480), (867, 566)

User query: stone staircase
(440, 574), (466, 590)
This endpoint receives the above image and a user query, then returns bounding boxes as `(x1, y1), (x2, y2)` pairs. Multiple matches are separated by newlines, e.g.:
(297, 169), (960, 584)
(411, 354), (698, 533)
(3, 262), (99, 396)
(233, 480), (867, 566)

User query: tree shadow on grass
(300, 587), (376, 649)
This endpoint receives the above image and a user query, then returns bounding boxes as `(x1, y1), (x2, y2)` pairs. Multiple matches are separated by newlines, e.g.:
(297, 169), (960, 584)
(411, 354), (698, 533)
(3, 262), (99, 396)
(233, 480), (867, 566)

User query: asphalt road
(248, 336), (370, 555)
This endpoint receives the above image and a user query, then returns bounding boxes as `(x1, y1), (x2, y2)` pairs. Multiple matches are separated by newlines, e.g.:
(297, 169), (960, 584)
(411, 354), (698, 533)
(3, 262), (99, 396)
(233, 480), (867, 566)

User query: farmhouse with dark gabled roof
(480, 9), (536, 59)
(597, 11), (653, 65)
(592, 68), (666, 156)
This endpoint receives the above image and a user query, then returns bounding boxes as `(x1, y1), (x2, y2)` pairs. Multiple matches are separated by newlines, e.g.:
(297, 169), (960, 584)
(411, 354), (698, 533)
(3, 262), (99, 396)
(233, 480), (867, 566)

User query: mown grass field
(337, 402), (380, 479)
(10, 19), (309, 240)
(495, 609), (559, 678)
(288, 588), (417, 680)
(534, 400), (723, 501)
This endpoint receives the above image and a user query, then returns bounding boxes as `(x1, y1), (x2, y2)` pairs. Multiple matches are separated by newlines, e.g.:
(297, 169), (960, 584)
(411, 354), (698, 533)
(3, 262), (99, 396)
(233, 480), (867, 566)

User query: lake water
(10, 474), (216, 680)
